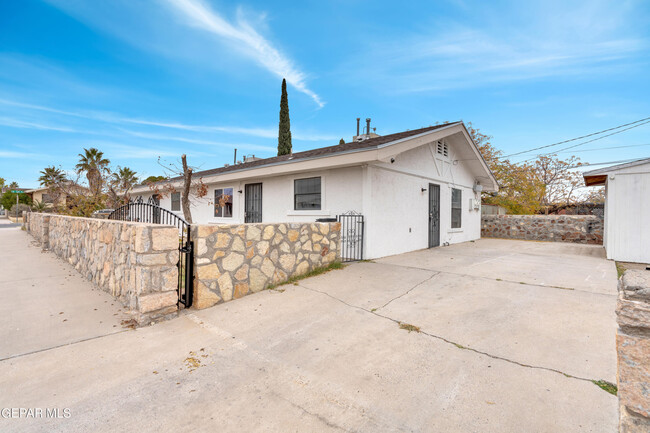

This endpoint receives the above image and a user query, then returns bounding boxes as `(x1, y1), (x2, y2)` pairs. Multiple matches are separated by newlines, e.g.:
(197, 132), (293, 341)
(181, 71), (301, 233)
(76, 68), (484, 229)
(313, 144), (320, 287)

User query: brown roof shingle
(164, 122), (460, 182)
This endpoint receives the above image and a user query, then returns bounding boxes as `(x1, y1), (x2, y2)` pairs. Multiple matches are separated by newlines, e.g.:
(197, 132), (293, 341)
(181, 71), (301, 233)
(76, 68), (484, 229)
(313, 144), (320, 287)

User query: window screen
(214, 188), (233, 217)
(171, 192), (181, 211)
(294, 177), (321, 210)
(451, 188), (462, 228)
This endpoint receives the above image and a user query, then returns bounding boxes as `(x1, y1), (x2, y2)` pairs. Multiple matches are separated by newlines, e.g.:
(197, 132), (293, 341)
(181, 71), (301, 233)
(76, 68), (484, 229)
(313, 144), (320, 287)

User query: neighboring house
(25, 186), (60, 207)
(583, 157), (650, 263)
(131, 121), (498, 259)
(25, 183), (89, 208)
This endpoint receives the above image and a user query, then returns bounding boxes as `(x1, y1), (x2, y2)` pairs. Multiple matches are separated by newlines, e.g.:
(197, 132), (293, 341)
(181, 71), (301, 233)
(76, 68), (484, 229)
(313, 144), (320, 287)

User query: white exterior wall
(364, 142), (482, 259)
(603, 166), (650, 263)
(135, 140), (485, 259)
(137, 166), (363, 225)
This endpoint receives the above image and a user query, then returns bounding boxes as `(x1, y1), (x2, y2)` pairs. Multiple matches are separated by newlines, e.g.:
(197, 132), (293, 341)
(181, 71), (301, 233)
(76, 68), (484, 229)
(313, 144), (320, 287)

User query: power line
(516, 119), (650, 164)
(568, 157), (649, 170)
(502, 116), (650, 158)
(555, 143), (650, 154)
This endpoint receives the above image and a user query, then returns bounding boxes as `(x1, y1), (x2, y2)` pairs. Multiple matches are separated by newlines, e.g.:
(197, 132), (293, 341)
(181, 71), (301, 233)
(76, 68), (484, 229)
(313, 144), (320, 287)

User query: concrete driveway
(1, 236), (618, 432)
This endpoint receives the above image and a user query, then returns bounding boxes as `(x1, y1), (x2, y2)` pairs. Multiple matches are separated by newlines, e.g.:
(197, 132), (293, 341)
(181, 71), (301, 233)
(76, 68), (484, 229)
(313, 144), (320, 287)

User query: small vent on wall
(436, 140), (449, 157)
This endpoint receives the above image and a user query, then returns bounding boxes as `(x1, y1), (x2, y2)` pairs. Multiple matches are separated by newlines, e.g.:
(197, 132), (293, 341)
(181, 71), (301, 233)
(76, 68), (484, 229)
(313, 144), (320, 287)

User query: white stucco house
(583, 157), (650, 264)
(131, 121), (498, 259)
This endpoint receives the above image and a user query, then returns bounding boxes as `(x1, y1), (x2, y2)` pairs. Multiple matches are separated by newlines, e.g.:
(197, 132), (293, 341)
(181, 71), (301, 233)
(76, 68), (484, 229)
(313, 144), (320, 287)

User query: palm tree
(38, 166), (66, 188)
(75, 148), (110, 196)
(109, 166), (138, 205)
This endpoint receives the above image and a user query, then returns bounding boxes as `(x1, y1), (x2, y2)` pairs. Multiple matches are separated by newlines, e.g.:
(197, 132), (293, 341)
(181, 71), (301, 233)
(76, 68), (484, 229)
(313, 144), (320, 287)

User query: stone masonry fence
(481, 214), (603, 245)
(191, 222), (340, 309)
(25, 213), (180, 325)
(25, 213), (342, 322)
(617, 270), (650, 432)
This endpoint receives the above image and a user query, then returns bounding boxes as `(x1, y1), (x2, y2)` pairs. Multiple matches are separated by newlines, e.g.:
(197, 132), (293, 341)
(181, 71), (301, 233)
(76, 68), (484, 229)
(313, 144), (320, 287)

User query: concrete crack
(0, 329), (131, 362)
(297, 283), (598, 384)
(372, 262), (616, 298)
(376, 272), (438, 310)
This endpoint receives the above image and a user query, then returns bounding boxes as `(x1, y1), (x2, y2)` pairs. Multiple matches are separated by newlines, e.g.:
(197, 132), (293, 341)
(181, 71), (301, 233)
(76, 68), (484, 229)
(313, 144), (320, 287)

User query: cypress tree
(339, 138), (345, 145)
(278, 78), (292, 155)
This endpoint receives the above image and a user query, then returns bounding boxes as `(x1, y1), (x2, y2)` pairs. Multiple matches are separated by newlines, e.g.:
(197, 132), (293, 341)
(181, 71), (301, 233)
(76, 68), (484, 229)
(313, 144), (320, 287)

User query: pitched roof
(583, 157), (650, 176)
(583, 157), (650, 186)
(164, 122), (460, 182)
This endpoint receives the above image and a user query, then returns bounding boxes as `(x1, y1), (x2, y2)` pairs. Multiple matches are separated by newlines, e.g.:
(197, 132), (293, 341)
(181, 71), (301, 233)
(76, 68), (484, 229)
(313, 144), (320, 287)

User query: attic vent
(436, 140), (449, 157)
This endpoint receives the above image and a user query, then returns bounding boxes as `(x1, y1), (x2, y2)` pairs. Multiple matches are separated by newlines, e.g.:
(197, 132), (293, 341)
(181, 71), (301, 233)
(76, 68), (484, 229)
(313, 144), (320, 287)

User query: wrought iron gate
(108, 203), (193, 308)
(338, 211), (364, 262)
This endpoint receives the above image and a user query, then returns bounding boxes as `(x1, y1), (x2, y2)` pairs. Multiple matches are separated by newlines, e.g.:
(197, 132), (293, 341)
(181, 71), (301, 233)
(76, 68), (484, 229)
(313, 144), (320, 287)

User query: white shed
(130, 121), (498, 259)
(583, 158), (650, 264)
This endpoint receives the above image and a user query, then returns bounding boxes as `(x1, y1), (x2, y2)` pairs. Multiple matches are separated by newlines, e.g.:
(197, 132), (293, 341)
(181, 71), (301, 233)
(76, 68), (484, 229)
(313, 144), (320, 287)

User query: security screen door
(429, 184), (440, 248)
(244, 183), (262, 223)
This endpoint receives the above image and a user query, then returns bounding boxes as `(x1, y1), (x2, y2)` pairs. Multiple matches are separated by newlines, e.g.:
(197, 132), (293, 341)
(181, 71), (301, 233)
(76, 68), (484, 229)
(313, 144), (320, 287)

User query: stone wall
(192, 222), (341, 309)
(481, 215), (603, 244)
(617, 271), (650, 432)
(27, 213), (180, 325)
(25, 212), (49, 246)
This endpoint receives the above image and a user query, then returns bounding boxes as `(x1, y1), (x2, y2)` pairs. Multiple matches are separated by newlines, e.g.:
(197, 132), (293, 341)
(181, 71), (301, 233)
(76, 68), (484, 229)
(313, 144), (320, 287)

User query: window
(294, 177), (321, 210)
(436, 140), (449, 157)
(214, 188), (233, 218)
(451, 188), (462, 228)
(171, 192), (181, 211)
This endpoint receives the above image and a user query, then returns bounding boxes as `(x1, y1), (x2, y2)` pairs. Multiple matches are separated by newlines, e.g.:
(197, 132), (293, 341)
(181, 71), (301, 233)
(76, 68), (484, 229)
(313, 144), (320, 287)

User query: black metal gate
(108, 203), (193, 308)
(338, 211), (364, 262)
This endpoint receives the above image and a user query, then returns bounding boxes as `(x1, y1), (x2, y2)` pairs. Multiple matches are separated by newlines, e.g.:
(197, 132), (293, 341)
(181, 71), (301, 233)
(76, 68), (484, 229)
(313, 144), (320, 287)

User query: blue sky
(1, 0), (649, 188)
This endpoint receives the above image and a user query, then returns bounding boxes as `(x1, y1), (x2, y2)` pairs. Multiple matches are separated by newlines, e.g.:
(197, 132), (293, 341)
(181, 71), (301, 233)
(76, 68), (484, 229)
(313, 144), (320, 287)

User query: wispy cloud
(164, 0), (323, 107)
(0, 150), (48, 159)
(0, 117), (79, 133)
(0, 98), (337, 141)
(120, 129), (277, 153)
(348, 1), (647, 93)
(82, 140), (187, 159)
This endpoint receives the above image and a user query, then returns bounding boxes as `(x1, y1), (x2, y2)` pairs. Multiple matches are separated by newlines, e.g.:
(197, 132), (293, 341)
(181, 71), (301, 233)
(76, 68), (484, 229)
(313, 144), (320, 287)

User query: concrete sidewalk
(0, 236), (619, 432)
(0, 221), (127, 361)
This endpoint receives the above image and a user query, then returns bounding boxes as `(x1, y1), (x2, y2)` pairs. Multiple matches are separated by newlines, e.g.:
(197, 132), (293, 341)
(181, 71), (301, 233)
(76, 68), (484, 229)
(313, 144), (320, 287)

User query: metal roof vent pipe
(366, 118), (371, 136)
(356, 117), (360, 136)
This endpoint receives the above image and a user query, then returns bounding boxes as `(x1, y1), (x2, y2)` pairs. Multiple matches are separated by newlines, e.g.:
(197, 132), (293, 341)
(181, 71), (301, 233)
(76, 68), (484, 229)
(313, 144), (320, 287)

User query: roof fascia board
(131, 149), (380, 192)
(130, 122), (492, 193)
(583, 158), (650, 176)
(458, 123), (499, 192)
(376, 123), (463, 160)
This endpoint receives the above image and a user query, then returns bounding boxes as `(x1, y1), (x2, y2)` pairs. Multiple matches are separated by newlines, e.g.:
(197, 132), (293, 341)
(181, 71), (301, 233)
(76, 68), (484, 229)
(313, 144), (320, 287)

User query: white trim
(286, 210), (331, 216)
(370, 164), (475, 190)
(212, 185), (235, 219)
(291, 173), (326, 212)
(583, 158), (650, 176)
(129, 122), (497, 194)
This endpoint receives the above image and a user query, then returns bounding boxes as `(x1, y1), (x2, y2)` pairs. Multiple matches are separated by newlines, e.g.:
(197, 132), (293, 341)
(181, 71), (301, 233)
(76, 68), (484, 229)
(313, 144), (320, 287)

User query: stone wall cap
(621, 270), (650, 301)
(33, 212), (176, 229)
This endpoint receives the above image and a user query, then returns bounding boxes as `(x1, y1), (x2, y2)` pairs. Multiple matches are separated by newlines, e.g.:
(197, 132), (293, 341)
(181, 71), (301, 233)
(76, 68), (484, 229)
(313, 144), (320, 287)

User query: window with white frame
(214, 188), (233, 217)
(451, 188), (462, 228)
(294, 177), (321, 210)
(171, 192), (181, 211)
